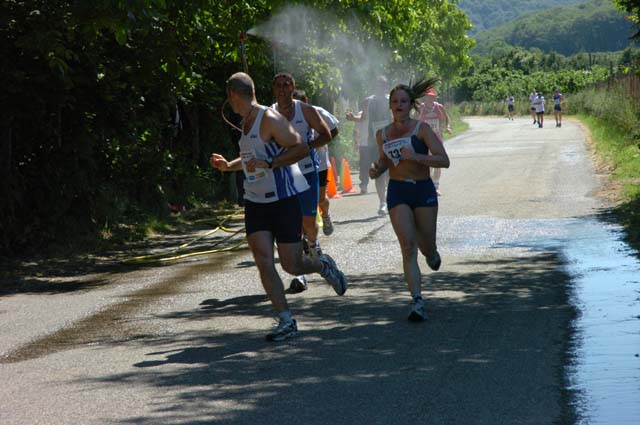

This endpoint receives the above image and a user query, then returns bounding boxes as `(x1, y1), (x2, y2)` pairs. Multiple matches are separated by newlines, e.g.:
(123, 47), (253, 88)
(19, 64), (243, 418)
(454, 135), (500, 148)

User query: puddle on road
(440, 215), (640, 423)
(561, 219), (640, 424)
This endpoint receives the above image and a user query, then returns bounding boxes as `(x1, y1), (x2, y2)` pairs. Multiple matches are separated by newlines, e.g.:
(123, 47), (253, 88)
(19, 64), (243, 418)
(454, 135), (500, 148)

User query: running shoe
(309, 240), (322, 258)
(408, 300), (427, 322)
(289, 275), (308, 293)
(378, 203), (388, 216)
(266, 318), (298, 342)
(322, 215), (334, 236)
(319, 254), (348, 296)
(426, 251), (441, 271)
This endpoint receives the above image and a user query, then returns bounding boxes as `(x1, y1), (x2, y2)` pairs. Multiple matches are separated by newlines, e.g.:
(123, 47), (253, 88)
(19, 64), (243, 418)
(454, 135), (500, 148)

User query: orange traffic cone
(341, 158), (357, 194)
(329, 157), (340, 188)
(326, 164), (342, 199)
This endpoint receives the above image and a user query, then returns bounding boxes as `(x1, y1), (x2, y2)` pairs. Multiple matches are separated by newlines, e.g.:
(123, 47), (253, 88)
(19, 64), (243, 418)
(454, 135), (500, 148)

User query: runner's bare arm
(404, 123), (449, 169)
(210, 153), (242, 172)
(302, 103), (332, 149)
(249, 108), (308, 170)
(441, 104), (453, 134)
(369, 129), (389, 178)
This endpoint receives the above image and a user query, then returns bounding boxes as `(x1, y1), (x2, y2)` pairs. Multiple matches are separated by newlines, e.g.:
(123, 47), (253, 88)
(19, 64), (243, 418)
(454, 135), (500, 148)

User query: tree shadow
(78, 252), (578, 425)
(0, 227), (248, 296)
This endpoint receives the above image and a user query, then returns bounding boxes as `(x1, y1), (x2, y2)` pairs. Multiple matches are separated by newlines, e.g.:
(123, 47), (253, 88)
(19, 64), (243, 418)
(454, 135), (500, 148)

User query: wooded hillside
(458, 0), (588, 34)
(471, 0), (635, 55)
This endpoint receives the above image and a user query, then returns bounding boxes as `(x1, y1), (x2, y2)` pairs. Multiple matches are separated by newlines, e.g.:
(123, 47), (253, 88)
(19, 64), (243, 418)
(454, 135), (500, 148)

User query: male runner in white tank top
(289, 89), (340, 293)
(272, 73), (332, 256)
(210, 72), (348, 342)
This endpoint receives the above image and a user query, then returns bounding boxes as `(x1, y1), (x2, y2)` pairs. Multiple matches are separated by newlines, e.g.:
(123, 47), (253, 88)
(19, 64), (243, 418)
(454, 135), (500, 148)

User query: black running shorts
(245, 196), (302, 243)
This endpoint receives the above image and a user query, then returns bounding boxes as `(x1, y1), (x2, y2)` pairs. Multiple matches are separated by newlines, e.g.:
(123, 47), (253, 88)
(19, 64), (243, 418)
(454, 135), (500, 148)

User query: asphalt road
(1, 117), (603, 424)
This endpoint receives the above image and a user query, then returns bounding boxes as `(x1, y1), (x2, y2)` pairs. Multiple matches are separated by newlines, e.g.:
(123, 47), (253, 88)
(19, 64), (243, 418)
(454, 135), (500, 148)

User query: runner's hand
(210, 153), (229, 171)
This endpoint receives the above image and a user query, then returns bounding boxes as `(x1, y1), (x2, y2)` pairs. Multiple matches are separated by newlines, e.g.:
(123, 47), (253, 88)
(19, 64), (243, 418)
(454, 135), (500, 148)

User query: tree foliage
(0, 0), (472, 254)
(453, 44), (630, 101)
(614, 0), (640, 39)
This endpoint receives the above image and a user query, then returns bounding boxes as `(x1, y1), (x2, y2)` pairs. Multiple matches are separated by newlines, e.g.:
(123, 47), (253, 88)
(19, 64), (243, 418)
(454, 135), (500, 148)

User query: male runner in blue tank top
(211, 72), (348, 342)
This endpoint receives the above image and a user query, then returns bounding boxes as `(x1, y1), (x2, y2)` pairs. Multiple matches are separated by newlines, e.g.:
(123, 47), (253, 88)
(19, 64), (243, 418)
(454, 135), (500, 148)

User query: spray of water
(247, 4), (396, 103)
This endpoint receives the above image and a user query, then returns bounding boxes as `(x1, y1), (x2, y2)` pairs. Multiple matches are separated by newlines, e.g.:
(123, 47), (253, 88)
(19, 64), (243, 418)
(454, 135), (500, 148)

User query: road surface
(1, 117), (604, 424)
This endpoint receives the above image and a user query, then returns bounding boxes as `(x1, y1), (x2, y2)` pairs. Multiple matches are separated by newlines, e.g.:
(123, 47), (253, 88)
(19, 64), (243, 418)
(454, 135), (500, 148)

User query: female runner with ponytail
(369, 78), (450, 321)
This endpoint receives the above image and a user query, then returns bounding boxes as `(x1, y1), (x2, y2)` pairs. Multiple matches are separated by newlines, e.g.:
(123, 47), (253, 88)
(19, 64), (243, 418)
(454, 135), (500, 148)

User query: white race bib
(240, 150), (267, 182)
(382, 137), (412, 166)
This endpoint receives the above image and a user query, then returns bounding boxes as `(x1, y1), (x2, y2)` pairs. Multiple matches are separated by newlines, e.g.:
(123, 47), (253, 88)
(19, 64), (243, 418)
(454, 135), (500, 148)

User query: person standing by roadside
(210, 72), (348, 342)
(553, 88), (564, 127)
(418, 87), (452, 195)
(348, 99), (370, 194)
(369, 78), (450, 322)
(346, 76), (391, 215)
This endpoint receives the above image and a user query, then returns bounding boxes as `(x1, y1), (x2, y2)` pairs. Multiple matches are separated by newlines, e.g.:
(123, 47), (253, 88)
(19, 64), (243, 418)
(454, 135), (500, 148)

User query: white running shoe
(289, 275), (308, 293)
(319, 254), (348, 296)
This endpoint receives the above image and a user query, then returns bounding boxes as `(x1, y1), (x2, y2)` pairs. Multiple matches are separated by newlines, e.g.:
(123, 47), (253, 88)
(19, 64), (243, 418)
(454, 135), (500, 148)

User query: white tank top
(272, 100), (317, 174)
(238, 107), (309, 203)
(419, 102), (443, 137)
(313, 106), (338, 171)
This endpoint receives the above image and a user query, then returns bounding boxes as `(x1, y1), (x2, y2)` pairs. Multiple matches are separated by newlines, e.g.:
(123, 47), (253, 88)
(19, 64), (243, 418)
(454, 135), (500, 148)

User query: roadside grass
(577, 113), (640, 250)
(448, 104), (469, 137)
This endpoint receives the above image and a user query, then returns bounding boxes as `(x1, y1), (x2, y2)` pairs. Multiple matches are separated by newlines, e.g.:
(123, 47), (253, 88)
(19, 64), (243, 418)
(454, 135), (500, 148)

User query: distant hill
(458, 0), (589, 34)
(471, 0), (635, 56)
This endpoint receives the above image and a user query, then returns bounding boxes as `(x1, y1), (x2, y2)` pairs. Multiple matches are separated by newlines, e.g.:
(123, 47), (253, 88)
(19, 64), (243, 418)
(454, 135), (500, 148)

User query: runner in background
(553, 88), (564, 127)
(271, 73), (330, 260)
(529, 91), (538, 125)
(533, 91), (545, 128)
(506, 94), (515, 120)
(418, 87), (452, 195)
(289, 89), (340, 293)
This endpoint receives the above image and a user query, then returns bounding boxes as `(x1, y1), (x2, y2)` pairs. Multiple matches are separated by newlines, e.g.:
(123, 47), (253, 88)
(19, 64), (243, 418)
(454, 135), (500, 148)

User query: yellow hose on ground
(122, 209), (246, 264)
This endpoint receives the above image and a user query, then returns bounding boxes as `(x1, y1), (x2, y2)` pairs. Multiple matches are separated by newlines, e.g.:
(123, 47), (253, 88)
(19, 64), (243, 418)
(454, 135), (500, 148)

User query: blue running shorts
(297, 169), (319, 217)
(387, 178), (438, 211)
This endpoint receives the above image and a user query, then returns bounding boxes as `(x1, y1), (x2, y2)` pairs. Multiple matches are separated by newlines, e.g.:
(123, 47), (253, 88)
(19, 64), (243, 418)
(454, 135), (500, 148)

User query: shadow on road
(78, 252), (578, 425)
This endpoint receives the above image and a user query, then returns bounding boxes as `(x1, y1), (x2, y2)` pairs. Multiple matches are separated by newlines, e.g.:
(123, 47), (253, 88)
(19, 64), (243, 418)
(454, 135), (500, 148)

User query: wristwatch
(266, 158), (273, 169)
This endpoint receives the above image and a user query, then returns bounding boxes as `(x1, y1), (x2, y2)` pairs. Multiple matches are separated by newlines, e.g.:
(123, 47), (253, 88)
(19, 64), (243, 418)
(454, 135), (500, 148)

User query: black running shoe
(426, 251), (441, 271)
(266, 319), (298, 342)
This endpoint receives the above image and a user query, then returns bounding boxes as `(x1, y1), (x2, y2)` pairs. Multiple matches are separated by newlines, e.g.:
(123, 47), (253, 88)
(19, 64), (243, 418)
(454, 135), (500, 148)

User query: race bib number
(383, 137), (412, 166)
(240, 150), (267, 182)
(426, 119), (440, 136)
